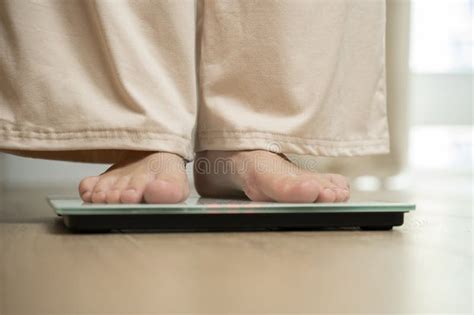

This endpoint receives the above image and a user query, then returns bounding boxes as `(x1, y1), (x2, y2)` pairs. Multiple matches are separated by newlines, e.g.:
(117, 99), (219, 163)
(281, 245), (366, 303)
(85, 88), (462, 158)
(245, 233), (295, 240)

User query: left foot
(193, 150), (350, 203)
(79, 152), (189, 204)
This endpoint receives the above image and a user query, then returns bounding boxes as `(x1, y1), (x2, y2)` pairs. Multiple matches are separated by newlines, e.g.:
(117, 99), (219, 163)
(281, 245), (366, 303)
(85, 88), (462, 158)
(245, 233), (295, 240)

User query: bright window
(410, 0), (473, 73)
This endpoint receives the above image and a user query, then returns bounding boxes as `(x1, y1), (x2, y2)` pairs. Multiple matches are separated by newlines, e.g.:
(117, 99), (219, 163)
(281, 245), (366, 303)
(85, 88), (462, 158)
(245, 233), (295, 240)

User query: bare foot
(194, 150), (350, 203)
(79, 152), (189, 204)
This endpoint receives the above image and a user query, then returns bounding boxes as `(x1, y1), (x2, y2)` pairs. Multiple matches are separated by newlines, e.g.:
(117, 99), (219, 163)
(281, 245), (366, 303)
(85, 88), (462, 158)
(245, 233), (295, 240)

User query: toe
(316, 188), (337, 203)
(325, 174), (350, 202)
(91, 190), (107, 203)
(258, 174), (321, 203)
(144, 178), (188, 204)
(312, 177), (337, 202)
(342, 188), (351, 202)
(120, 175), (150, 203)
(79, 176), (99, 202)
(333, 188), (347, 202)
(283, 178), (322, 203)
(106, 176), (131, 204)
(81, 191), (92, 203)
(121, 189), (142, 204)
(106, 190), (122, 204)
(326, 174), (350, 190)
(91, 176), (117, 203)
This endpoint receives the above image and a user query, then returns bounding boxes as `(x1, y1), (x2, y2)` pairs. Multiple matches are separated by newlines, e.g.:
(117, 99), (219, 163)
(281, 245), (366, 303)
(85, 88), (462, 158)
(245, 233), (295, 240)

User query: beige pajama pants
(0, 0), (389, 163)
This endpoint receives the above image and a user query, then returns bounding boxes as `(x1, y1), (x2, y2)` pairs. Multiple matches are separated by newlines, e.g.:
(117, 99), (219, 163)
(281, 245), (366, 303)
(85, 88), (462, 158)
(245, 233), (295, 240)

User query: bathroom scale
(48, 196), (415, 232)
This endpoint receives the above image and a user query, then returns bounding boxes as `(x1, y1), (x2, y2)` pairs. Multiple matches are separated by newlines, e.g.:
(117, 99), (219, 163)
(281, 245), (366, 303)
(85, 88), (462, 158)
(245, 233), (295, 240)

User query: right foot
(194, 150), (350, 203)
(78, 152), (189, 204)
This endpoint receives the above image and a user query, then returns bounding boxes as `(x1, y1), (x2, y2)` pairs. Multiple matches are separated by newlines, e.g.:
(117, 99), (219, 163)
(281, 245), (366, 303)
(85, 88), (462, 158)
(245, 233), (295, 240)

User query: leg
(0, 0), (197, 203)
(195, 0), (388, 202)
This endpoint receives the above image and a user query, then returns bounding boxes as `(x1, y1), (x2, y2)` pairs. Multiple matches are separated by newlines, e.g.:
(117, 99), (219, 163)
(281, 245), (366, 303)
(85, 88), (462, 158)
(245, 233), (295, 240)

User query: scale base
(61, 211), (404, 232)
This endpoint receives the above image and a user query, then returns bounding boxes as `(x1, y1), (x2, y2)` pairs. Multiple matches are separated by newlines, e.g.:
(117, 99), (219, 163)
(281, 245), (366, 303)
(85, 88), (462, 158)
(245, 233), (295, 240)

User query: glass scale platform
(49, 196), (415, 232)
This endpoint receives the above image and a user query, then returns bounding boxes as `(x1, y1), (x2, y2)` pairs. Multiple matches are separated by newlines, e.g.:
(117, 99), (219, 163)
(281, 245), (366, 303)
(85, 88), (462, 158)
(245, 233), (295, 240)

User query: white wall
(410, 73), (472, 125)
(0, 154), (109, 187)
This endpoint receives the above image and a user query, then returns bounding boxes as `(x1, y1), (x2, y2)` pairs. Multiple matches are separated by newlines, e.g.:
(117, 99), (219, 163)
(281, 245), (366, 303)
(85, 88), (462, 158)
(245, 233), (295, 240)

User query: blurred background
(0, 0), (472, 196)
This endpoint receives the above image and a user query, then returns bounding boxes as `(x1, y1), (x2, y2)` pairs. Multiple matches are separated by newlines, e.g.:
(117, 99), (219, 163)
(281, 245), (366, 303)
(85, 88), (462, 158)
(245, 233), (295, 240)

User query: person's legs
(0, 0), (197, 203)
(195, 0), (388, 202)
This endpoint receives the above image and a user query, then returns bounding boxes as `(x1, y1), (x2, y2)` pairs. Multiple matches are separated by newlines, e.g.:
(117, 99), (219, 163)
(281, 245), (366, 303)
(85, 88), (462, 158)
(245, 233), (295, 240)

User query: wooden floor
(0, 172), (472, 314)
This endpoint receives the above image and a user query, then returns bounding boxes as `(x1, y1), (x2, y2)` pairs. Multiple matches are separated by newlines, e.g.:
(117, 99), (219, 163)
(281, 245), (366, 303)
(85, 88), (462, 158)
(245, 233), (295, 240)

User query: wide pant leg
(197, 0), (389, 157)
(0, 0), (197, 162)
(1, 0), (389, 163)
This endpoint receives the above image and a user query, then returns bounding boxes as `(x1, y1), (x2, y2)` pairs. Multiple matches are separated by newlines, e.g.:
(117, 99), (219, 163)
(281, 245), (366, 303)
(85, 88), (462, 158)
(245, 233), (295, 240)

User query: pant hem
(0, 125), (193, 162)
(197, 131), (390, 157)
